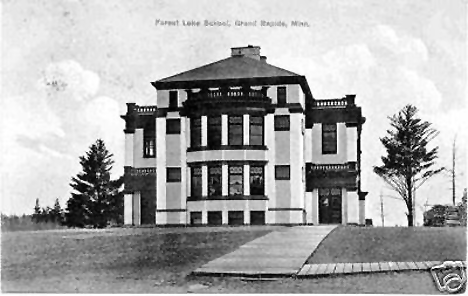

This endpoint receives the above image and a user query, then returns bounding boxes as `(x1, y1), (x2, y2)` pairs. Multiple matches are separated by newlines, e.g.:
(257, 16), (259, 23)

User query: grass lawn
(307, 226), (467, 264)
(2, 225), (466, 293)
(1, 226), (275, 293)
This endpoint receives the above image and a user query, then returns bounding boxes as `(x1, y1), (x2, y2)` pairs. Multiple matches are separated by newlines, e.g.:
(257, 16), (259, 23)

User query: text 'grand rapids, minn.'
(155, 19), (310, 28)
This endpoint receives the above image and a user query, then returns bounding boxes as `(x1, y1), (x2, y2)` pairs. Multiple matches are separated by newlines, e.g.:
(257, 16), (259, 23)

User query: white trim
(347, 126), (358, 162)
(124, 193), (133, 225)
(347, 190), (359, 224)
(133, 191), (141, 226)
(222, 164), (228, 196)
(243, 164), (250, 195)
(243, 114), (249, 145)
(221, 114), (228, 145)
(180, 117), (187, 218)
(201, 115), (207, 147)
(359, 199), (366, 225)
(341, 188), (348, 225)
(312, 189), (319, 225)
(125, 133), (134, 166)
(202, 165), (208, 197)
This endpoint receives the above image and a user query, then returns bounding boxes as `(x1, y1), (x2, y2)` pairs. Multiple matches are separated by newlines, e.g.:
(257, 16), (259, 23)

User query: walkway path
(193, 225), (337, 276)
(297, 261), (467, 277)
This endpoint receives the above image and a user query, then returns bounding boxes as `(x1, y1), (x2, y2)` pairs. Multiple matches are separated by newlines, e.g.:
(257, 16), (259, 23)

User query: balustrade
(309, 162), (356, 171)
(135, 105), (157, 114)
(312, 98), (348, 108)
(129, 167), (156, 176)
(188, 87), (266, 101)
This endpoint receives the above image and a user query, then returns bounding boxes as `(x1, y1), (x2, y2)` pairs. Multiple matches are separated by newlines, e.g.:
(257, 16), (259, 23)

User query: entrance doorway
(319, 188), (342, 224)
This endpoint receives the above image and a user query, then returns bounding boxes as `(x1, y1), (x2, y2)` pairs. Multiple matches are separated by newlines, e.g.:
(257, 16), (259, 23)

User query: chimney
(231, 45), (261, 60)
(260, 56), (267, 63)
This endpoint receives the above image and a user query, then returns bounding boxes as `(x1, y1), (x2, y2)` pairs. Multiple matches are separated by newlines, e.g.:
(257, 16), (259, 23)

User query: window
(277, 86), (287, 106)
(249, 116), (263, 146)
(207, 116), (222, 148)
(207, 211), (222, 225)
(274, 115), (290, 131)
(229, 165), (243, 196)
(166, 118), (181, 134)
(190, 117), (201, 148)
(228, 115), (243, 145)
(228, 211), (244, 225)
(167, 167), (181, 182)
(143, 127), (155, 157)
(250, 165), (264, 195)
(191, 167), (202, 197)
(275, 165), (290, 180)
(322, 123), (337, 154)
(190, 212), (202, 225)
(169, 91), (178, 110)
(250, 211), (265, 225)
(208, 165), (222, 196)
(143, 138), (155, 157)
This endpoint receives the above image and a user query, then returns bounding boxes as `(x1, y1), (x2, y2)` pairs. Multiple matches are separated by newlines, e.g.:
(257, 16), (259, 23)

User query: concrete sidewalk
(193, 225), (337, 276)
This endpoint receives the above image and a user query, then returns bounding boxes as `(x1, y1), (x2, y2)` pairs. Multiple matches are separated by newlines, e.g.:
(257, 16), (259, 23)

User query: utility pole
(380, 191), (385, 227)
(452, 136), (457, 206)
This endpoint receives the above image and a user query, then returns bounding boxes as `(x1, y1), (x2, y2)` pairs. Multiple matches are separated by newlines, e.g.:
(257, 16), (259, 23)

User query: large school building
(121, 45), (368, 226)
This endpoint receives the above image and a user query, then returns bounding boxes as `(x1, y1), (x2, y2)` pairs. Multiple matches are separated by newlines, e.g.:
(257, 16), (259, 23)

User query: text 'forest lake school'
(154, 19), (311, 28)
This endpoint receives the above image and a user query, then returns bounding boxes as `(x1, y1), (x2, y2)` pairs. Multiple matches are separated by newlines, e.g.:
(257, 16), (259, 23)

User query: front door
(319, 188), (342, 224)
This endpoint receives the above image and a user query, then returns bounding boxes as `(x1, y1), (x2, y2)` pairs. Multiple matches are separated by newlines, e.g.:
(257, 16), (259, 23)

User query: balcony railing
(309, 162), (357, 171)
(312, 95), (356, 109)
(188, 87), (267, 101)
(135, 105), (157, 114)
(129, 167), (156, 176)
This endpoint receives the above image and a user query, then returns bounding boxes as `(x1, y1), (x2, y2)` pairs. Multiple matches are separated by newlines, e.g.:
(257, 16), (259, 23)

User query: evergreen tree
(32, 198), (42, 223)
(65, 139), (122, 228)
(41, 206), (52, 223)
(50, 198), (64, 224)
(374, 105), (444, 227)
(458, 188), (467, 226)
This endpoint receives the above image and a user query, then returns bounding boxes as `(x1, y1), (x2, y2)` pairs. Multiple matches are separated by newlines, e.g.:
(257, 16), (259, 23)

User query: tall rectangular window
(143, 138), (155, 157)
(190, 117), (201, 148)
(166, 118), (181, 134)
(322, 123), (337, 154)
(208, 165), (222, 197)
(143, 127), (155, 157)
(229, 165), (243, 196)
(249, 116), (263, 146)
(250, 165), (264, 195)
(274, 115), (290, 131)
(191, 167), (202, 197)
(167, 167), (181, 182)
(169, 91), (178, 110)
(207, 116), (222, 148)
(277, 86), (287, 106)
(228, 115), (243, 146)
(275, 165), (290, 180)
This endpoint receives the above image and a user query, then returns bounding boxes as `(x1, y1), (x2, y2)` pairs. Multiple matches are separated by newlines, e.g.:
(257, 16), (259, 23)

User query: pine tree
(32, 198), (42, 223)
(374, 105), (444, 226)
(50, 198), (64, 225)
(65, 139), (122, 228)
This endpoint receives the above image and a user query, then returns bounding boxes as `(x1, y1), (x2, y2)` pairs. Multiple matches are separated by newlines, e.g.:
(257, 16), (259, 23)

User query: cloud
(84, 96), (125, 174)
(1, 60), (124, 215)
(370, 24), (429, 68)
(37, 60), (100, 101)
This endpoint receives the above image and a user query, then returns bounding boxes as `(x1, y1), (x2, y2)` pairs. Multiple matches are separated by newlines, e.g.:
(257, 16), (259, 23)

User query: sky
(1, 0), (466, 226)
